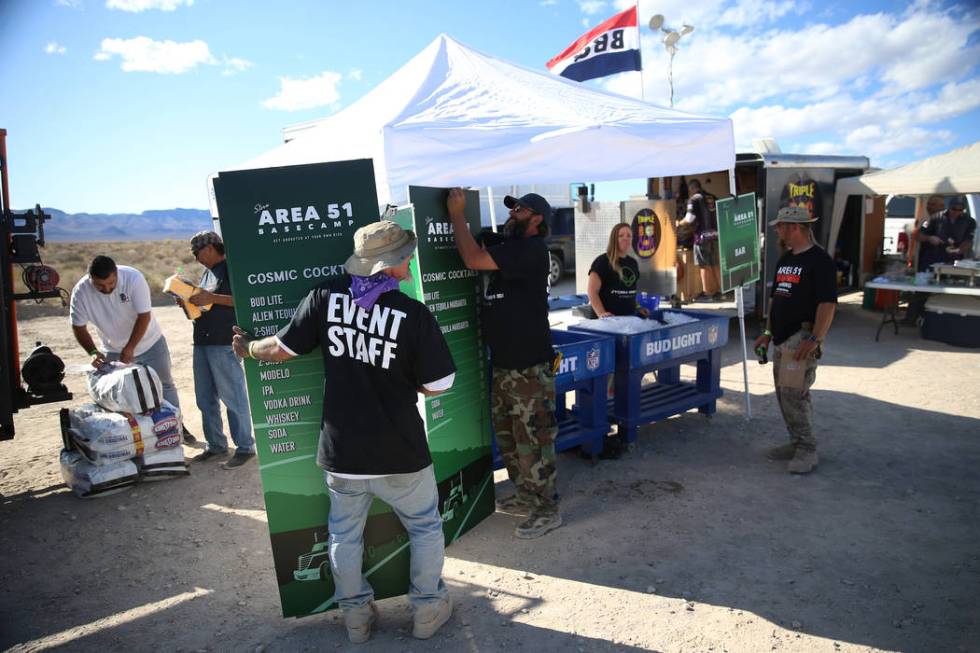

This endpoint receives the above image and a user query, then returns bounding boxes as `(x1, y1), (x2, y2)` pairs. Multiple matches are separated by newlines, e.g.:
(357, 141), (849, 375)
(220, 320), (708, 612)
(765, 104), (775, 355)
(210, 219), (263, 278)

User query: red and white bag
(68, 401), (182, 465)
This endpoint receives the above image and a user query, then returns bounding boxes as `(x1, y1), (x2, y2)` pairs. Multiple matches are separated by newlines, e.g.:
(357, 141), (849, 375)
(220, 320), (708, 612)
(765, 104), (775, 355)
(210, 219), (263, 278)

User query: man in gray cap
(181, 231), (255, 469)
(753, 206), (838, 474)
(231, 221), (456, 643)
(447, 189), (561, 539)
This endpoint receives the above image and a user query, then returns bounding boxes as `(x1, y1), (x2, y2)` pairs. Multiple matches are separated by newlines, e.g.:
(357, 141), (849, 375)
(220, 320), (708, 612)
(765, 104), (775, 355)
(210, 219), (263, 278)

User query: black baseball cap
(504, 193), (552, 220)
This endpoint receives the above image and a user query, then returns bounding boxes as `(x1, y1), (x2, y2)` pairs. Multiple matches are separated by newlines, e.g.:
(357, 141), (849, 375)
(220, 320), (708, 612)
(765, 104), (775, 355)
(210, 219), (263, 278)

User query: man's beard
(502, 217), (528, 238)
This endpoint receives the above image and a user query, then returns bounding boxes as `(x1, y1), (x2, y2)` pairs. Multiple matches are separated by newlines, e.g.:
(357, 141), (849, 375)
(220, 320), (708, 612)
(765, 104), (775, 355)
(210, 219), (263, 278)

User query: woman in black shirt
(588, 223), (640, 317)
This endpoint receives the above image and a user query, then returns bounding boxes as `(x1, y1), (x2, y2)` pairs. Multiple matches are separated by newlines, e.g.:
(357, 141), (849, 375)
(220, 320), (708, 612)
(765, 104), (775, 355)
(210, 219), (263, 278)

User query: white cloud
(45, 42), (67, 55)
(716, 0), (798, 27)
(599, 1), (978, 164)
(577, 1), (608, 15)
(93, 37), (253, 76)
(105, 0), (193, 11)
(654, 4), (978, 113)
(348, 68), (363, 81)
(261, 71), (343, 112)
(220, 56), (252, 76)
(94, 37), (214, 73)
(540, 0), (558, 5)
(56, 0), (82, 7)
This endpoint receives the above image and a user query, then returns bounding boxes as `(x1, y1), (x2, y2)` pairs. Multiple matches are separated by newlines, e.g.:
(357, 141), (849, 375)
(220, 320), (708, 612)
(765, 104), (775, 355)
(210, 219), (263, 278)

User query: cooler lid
(924, 294), (980, 317)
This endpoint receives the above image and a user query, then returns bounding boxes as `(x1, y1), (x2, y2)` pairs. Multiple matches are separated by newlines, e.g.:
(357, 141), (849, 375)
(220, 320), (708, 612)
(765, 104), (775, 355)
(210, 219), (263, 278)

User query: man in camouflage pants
(448, 188), (561, 539)
(491, 365), (558, 521)
(754, 206), (837, 474)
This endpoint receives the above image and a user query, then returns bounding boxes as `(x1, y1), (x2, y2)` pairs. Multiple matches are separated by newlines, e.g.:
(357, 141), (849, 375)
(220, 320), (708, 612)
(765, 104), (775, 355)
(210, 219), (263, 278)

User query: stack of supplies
(59, 363), (189, 498)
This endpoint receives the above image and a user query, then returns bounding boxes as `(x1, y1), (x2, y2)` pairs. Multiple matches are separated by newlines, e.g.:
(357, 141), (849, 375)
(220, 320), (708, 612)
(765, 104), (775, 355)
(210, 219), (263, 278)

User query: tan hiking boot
(766, 443), (797, 461)
(495, 493), (532, 515)
(787, 449), (819, 474)
(343, 601), (378, 644)
(515, 511), (563, 539)
(413, 596), (452, 639)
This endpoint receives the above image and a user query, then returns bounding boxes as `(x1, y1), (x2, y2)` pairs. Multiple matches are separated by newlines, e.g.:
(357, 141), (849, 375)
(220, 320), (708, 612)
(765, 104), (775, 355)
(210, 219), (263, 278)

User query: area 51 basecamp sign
(716, 192), (761, 293)
(211, 161), (494, 619)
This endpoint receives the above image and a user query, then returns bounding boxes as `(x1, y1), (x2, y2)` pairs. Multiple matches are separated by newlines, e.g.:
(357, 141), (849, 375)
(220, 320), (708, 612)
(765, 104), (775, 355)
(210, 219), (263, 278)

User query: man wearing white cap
(753, 206), (838, 474)
(231, 221), (456, 643)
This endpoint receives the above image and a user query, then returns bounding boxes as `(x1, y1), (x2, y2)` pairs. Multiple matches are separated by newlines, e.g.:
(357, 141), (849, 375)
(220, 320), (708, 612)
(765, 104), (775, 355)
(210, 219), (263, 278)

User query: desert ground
(1, 291), (978, 653)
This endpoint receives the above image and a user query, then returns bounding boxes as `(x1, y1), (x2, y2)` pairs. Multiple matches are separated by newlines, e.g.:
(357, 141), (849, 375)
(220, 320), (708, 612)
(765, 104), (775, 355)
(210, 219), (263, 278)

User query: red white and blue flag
(546, 6), (641, 82)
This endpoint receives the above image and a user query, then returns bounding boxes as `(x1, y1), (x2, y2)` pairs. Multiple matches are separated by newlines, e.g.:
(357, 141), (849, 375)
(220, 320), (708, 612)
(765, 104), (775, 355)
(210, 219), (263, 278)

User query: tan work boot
(515, 510), (563, 539)
(413, 595), (453, 639)
(787, 449), (819, 474)
(495, 492), (532, 515)
(343, 601), (378, 644)
(766, 442), (797, 461)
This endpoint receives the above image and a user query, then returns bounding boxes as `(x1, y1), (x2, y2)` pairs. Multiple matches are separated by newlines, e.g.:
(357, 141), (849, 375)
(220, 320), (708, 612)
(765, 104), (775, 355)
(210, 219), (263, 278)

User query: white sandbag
(87, 362), (163, 414)
(59, 449), (138, 498)
(68, 401), (182, 465)
(139, 445), (189, 480)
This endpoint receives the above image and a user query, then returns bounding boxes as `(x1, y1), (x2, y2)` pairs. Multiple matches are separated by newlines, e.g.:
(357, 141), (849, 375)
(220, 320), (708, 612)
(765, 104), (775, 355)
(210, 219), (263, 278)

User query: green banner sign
(716, 192), (761, 293)
(212, 164), (493, 618)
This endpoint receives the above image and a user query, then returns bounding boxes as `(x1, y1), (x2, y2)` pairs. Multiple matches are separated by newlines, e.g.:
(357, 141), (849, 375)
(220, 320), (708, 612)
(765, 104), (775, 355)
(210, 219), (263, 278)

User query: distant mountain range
(18, 207), (213, 242)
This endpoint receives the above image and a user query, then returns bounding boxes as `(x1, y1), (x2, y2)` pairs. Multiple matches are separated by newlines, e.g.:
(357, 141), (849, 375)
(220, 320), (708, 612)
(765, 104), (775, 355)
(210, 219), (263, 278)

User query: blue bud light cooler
(571, 310), (729, 443)
(922, 295), (980, 348)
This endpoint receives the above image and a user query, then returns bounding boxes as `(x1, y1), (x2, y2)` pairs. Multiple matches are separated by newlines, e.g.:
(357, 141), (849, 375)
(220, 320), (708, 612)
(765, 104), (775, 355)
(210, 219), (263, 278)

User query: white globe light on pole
(648, 14), (694, 107)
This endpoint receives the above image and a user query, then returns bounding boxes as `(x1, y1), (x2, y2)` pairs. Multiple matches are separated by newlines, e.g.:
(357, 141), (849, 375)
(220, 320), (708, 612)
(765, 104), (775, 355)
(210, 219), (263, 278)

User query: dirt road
(1, 296), (978, 652)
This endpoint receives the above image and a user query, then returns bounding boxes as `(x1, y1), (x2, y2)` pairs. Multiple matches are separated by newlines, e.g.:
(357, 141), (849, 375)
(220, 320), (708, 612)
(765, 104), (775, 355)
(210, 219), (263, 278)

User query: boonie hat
(504, 193), (553, 220)
(768, 205), (818, 227)
(190, 230), (222, 255)
(344, 220), (417, 276)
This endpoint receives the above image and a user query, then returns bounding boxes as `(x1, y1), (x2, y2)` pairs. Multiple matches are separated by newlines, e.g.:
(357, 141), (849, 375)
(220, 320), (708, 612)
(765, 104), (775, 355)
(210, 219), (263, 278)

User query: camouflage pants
(492, 363), (558, 514)
(772, 331), (820, 453)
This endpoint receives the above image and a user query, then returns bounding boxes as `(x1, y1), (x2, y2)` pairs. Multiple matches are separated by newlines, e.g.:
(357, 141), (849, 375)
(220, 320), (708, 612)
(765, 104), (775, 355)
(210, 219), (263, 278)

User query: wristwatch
(806, 334), (823, 344)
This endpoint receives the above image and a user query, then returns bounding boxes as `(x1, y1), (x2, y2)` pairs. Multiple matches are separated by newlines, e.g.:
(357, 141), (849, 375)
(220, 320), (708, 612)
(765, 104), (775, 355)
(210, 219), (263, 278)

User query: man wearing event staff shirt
(753, 206), (837, 475)
(231, 221), (456, 643)
(447, 188), (561, 540)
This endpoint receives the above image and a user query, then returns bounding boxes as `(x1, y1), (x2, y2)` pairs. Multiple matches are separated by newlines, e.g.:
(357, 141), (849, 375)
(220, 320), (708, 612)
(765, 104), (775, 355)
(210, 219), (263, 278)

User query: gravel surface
(1, 294), (978, 653)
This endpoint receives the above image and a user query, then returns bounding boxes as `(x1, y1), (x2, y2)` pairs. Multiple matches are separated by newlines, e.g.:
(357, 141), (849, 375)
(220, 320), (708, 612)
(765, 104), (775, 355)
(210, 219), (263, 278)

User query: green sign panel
(211, 164), (493, 619)
(402, 187), (494, 511)
(716, 192), (761, 293)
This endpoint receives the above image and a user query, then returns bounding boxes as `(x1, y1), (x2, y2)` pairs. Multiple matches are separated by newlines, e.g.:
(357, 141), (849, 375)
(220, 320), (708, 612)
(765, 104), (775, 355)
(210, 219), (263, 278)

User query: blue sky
(0, 0), (977, 213)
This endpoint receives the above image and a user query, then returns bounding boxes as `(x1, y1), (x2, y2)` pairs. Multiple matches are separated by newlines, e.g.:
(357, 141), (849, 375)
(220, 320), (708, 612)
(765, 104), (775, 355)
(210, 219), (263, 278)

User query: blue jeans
(193, 345), (255, 454)
(325, 465), (448, 611)
(105, 335), (179, 409)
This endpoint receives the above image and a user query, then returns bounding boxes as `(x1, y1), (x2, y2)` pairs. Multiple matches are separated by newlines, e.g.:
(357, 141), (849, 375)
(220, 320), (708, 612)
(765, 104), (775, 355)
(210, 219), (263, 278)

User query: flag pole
(636, 1), (646, 101)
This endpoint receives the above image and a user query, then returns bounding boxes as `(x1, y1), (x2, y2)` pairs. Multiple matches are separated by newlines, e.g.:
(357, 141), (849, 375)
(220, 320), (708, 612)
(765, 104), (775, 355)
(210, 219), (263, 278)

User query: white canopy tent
(828, 141), (980, 251)
(240, 34), (736, 205)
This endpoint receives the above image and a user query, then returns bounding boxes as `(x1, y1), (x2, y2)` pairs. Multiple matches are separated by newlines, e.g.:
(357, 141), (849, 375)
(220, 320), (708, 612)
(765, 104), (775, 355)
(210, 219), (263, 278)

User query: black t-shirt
(688, 193), (718, 241)
(276, 276), (455, 475)
(918, 211), (977, 271)
(589, 253), (639, 316)
(769, 246), (838, 345)
(193, 259), (237, 346)
(483, 236), (554, 369)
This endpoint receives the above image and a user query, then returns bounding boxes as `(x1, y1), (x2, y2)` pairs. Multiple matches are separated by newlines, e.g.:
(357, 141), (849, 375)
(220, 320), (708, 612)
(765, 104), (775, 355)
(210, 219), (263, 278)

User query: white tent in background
(828, 141), (980, 250)
(241, 33), (736, 205)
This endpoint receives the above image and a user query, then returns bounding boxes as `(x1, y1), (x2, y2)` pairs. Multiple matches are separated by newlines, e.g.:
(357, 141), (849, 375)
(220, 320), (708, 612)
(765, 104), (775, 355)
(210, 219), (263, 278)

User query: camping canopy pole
(729, 167), (752, 419)
(487, 186), (498, 232)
